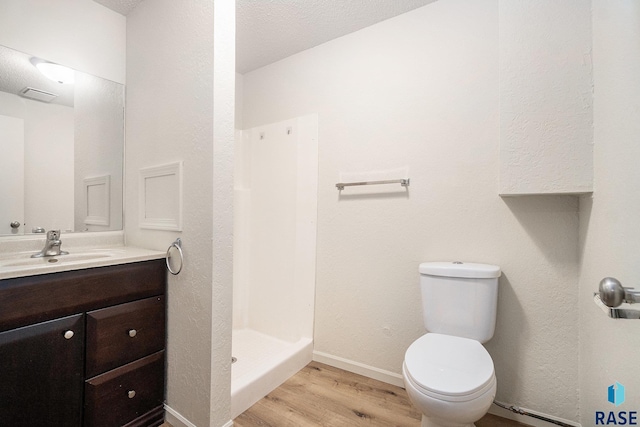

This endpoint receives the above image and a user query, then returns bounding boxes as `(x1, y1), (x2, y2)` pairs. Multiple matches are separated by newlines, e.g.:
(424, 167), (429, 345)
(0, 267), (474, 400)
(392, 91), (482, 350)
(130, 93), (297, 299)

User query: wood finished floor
(233, 361), (531, 427)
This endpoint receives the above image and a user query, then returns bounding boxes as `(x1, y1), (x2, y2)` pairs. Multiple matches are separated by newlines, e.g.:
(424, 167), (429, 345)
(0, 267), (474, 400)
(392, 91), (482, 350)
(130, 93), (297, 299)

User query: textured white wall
(126, 0), (232, 426)
(499, 0), (593, 195)
(242, 0), (580, 420)
(0, 0), (125, 84)
(233, 76), (247, 331)
(579, 0), (640, 423)
(211, 0), (235, 424)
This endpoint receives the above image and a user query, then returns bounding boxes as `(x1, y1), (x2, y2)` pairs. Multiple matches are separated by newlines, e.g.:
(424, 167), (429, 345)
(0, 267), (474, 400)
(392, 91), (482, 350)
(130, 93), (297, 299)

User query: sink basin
(0, 252), (114, 268)
(0, 246), (164, 281)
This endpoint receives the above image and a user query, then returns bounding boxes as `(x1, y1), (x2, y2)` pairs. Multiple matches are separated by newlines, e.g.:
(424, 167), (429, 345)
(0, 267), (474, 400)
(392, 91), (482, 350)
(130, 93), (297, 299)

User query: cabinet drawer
(84, 351), (165, 427)
(0, 259), (166, 332)
(86, 296), (165, 377)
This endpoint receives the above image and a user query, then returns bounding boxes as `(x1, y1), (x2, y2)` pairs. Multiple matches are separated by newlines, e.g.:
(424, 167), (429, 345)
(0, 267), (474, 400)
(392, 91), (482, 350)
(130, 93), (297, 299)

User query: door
(0, 114), (24, 235)
(0, 314), (84, 426)
(580, 3), (640, 420)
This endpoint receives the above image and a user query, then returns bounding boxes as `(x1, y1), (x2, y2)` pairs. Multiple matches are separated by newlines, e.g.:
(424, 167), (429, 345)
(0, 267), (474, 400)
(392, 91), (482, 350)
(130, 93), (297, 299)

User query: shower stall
(231, 114), (318, 418)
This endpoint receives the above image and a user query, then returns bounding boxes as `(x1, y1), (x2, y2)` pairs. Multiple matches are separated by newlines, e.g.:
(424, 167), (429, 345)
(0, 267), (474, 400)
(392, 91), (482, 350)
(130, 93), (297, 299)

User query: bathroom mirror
(0, 44), (124, 237)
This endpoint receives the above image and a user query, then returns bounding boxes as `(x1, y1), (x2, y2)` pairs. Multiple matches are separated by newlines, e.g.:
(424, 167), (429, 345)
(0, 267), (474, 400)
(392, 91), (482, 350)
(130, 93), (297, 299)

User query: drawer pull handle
(128, 390), (136, 399)
(63, 330), (74, 340)
(128, 329), (137, 338)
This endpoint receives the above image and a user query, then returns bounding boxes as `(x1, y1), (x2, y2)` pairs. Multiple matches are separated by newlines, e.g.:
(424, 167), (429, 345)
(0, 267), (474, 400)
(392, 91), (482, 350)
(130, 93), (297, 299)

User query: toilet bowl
(402, 262), (501, 427)
(403, 333), (496, 427)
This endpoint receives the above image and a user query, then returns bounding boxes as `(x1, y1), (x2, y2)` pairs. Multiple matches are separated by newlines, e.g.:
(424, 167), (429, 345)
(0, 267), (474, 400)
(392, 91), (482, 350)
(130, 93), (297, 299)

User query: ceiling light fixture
(30, 57), (75, 85)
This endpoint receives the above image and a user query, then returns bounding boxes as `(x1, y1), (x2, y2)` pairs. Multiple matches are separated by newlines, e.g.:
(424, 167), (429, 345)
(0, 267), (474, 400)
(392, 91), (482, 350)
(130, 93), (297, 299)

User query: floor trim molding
(312, 350), (405, 388)
(164, 405), (197, 427)
(165, 404), (232, 427)
(489, 402), (582, 427)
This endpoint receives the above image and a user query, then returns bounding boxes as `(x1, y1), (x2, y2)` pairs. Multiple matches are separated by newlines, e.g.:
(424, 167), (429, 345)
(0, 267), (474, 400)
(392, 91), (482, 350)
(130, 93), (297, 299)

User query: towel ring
(166, 238), (183, 275)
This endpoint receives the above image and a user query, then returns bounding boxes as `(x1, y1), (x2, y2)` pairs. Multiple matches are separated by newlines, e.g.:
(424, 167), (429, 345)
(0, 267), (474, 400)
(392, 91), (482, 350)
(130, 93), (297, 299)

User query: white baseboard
(164, 404), (233, 427)
(312, 350), (405, 388)
(164, 405), (197, 427)
(489, 401), (581, 427)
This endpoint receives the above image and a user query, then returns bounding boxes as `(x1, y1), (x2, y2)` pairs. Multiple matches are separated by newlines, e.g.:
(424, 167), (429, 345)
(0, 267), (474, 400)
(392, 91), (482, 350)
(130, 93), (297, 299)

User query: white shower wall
(233, 114), (318, 342)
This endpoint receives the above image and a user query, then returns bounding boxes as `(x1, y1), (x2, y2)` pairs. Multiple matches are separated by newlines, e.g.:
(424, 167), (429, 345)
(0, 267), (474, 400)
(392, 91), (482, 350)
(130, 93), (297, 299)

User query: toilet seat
(404, 333), (495, 402)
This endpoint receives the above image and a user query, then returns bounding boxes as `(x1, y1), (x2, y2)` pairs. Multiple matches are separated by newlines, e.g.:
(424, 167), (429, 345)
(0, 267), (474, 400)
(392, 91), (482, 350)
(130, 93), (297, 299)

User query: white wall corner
(212, 0), (236, 425)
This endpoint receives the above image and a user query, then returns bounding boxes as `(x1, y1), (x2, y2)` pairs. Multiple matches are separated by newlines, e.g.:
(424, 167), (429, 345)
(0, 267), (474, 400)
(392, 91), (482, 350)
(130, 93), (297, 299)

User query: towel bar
(336, 178), (410, 191)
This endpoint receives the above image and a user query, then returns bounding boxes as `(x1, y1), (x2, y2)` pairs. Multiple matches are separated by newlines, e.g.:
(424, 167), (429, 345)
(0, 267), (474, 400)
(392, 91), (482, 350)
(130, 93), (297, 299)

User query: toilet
(402, 262), (501, 427)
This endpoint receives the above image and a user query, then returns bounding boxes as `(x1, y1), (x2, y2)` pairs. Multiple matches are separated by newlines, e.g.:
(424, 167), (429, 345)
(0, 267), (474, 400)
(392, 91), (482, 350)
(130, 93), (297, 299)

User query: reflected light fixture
(30, 57), (75, 84)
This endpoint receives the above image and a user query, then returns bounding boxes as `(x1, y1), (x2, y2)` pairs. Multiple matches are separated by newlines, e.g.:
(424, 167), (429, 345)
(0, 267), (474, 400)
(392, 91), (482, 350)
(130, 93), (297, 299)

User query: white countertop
(0, 246), (165, 280)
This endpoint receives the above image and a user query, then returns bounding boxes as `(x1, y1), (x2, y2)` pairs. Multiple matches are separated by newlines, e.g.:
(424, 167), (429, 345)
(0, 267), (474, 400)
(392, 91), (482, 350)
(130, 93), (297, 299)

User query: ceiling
(93, 0), (435, 74)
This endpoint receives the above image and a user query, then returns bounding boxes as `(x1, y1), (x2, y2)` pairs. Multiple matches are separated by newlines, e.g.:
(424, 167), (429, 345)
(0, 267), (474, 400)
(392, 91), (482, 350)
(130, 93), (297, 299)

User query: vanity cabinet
(0, 259), (166, 427)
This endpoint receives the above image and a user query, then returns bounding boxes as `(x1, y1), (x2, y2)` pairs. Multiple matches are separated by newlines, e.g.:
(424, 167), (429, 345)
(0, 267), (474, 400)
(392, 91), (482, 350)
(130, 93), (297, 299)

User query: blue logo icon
(609, 382), (626, 407)
(596, 383), (636, 424)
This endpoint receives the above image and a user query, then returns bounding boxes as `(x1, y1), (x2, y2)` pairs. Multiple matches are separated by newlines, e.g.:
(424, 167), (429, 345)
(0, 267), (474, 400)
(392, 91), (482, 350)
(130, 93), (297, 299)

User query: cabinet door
(0, 314), (84, 426)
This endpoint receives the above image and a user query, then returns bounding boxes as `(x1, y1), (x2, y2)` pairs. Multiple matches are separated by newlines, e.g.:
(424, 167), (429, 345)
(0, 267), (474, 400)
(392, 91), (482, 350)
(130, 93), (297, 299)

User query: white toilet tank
(419, 262), (501, 343)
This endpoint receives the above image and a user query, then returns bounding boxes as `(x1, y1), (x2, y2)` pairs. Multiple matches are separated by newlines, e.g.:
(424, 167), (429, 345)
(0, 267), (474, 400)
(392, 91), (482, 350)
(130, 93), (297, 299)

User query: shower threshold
(230, 329), (312, 419)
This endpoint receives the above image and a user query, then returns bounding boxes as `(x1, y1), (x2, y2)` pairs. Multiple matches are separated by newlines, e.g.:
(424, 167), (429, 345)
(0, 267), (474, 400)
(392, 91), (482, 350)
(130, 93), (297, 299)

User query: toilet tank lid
(419, 262), (501, 279)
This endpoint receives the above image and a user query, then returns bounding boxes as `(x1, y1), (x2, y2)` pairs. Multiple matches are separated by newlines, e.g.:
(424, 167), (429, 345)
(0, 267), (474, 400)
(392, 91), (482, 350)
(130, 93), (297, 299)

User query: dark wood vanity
(0, 259), (166, 426)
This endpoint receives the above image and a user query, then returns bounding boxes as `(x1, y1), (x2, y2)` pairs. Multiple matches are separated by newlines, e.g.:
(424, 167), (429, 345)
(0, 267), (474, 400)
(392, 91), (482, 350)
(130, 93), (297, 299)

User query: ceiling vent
(19, 87), (58, 103)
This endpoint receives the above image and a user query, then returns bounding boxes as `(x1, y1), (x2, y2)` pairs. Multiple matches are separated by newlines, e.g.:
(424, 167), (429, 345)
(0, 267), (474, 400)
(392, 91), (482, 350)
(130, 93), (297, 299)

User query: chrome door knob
(599, 277), (640, 308)
(10, 221), (20, 229)
(128, 329), (137, 337)
(599, 277), (625, 307)
(64, 330), (74, 339)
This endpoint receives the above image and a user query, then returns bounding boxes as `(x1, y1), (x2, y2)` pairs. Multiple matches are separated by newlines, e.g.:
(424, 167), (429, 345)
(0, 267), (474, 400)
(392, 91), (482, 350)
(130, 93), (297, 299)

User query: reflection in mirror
(0, 45), (123, 237)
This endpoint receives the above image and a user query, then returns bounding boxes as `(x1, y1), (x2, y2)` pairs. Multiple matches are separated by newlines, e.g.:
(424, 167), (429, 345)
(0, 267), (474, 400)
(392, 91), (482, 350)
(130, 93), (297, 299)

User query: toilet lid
(404, 333), (494, 398)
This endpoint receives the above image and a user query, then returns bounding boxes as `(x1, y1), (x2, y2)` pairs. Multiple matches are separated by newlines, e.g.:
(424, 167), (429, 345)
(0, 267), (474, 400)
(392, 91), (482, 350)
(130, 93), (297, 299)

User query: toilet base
(421, 415), (475, 427)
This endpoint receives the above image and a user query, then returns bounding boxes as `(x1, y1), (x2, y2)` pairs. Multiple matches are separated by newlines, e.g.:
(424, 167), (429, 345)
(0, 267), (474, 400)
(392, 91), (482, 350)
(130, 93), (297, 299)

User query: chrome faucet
(31, 230), (69, 258)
